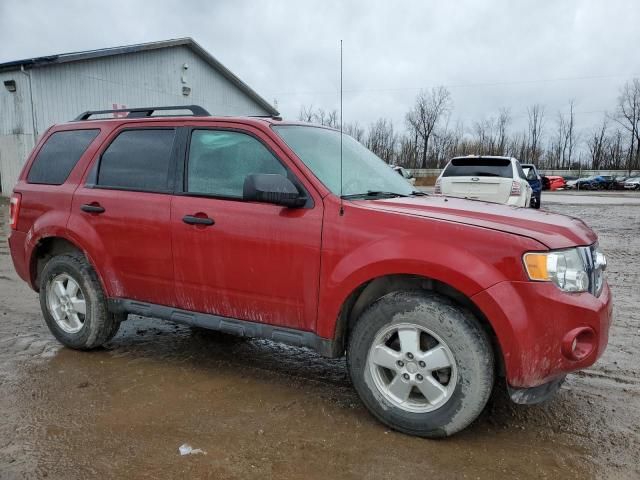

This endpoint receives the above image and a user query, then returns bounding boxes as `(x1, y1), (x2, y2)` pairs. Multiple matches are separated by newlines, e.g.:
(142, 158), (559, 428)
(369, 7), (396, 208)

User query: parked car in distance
(8, 105), (612, 438)
(545, 176), (566, 191)
(391, 165), (416, 185)
(598, 175), (616, 189)
(614, 176), (630, 189)
(565, 178), (580, 189)
(624, 177), (640, 189)
(580, 175), (616, 190)
(435, 155), (532, 207)
(520, 163), (542, 209)
(575, 176), (602, 190)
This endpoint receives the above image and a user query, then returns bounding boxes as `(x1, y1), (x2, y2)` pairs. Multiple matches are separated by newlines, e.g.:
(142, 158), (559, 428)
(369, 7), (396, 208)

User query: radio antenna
(339, 39), (344, 216)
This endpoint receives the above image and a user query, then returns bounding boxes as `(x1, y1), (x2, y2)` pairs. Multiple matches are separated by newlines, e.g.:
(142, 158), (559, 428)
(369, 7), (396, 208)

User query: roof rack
(73, 105), (211, 121)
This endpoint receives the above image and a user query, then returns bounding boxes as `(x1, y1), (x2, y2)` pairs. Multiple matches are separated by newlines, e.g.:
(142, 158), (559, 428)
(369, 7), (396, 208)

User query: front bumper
(472, 280), (613, 389)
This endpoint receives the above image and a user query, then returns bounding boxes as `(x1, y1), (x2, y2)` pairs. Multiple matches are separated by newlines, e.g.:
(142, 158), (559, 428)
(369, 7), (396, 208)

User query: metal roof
(0, 38), (279, 116)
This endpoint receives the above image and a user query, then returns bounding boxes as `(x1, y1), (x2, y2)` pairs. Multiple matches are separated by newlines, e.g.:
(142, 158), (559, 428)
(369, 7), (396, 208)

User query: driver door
(171, 126), (323, 331)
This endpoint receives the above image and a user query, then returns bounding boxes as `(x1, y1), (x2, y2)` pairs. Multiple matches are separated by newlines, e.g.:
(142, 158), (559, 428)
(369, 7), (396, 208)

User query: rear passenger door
(69, 126), (180, 306)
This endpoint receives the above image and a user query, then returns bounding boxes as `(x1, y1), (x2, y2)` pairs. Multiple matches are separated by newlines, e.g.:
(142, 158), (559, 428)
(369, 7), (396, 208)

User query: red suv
(8, 105), (612, 437)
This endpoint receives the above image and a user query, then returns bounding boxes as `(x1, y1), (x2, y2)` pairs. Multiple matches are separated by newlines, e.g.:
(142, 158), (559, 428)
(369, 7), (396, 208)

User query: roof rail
(73, 105), (211, 121)
(249, 114), (283, 121)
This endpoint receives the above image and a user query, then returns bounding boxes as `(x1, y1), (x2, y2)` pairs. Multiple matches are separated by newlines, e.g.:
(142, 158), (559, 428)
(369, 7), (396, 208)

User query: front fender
(316, 231), (535, 339)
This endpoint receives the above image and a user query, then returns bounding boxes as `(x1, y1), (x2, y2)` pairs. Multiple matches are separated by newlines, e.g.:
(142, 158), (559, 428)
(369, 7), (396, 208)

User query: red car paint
(8, 116), (612, 391)
(546, 176), (566, 191)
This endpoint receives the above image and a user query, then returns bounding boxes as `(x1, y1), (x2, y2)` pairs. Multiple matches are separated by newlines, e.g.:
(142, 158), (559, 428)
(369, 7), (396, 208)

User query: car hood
(353, 195), (597, 249)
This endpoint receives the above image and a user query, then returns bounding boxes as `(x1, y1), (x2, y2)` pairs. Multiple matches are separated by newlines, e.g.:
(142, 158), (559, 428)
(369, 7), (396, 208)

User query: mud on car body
(8, 105), (613, 438)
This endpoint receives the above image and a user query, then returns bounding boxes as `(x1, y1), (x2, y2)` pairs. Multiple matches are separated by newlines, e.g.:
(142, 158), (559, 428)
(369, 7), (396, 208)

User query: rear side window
(187, 130), (286, 198)
(98, 129), (175, 192)
(442, 158), (513, 178)
(27, 129), (99, 185)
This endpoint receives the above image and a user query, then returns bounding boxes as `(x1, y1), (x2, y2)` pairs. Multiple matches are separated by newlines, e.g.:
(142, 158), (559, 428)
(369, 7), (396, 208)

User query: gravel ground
(0, 196), (638, 479)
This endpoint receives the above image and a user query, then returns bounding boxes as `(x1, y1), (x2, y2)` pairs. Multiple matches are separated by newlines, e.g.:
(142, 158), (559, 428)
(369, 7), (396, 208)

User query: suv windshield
(443, 158), (513, 178)
(273, 125), (414, 197)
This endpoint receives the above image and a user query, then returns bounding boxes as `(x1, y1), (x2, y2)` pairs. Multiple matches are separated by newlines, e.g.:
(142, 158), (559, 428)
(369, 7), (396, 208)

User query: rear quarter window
(27, 129), (100, 185)
(442, 158), (513, 178)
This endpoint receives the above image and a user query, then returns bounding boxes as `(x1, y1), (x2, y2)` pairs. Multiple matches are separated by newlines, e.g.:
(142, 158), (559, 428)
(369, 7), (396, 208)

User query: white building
(0, 38), (278, 195)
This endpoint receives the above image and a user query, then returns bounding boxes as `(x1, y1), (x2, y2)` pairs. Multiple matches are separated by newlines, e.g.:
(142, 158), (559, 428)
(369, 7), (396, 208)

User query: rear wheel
(347, 291), (494, 438)
(40, 253), (124, 350)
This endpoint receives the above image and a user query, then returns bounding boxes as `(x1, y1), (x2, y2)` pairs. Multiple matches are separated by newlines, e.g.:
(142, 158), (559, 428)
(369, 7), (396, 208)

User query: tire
(347, 291), (494, 438)
(532, 193), (541, 209)
(39, 253), (124, 350)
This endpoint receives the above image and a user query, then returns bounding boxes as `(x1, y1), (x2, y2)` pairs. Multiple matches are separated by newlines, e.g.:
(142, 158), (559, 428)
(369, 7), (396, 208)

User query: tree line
(298, 78), (640, 172)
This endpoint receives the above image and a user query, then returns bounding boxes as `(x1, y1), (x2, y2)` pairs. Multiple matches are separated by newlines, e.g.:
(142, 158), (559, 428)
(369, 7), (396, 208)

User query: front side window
(97, 129), (175, 192)
(273, 125), (413, 197)
(187, 130), (287, 197)
(28, 129), (99, 185)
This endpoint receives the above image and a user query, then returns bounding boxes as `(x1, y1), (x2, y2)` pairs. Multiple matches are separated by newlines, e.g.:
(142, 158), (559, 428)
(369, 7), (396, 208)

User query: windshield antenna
(339, 39), (344, 216)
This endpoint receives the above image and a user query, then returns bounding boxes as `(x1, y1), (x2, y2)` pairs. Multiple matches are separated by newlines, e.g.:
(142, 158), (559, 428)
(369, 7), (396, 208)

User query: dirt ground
(0, 195), (638, 480)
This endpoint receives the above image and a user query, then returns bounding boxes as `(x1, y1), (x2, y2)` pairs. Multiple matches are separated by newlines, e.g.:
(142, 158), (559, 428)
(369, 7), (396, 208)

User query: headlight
(523, 248), (591, 292)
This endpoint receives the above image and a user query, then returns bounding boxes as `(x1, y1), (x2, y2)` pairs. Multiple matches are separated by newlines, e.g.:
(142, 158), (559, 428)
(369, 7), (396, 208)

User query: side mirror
(243, 173), (305, 208)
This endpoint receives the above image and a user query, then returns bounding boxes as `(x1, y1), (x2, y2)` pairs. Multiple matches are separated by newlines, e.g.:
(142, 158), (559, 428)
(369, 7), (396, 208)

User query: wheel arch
(331, 273), (505, 376)
(29, 235), (107, 295)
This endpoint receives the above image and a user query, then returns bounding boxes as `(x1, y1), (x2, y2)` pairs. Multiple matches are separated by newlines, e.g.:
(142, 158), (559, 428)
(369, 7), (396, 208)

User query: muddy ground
(0, 195), (638, 479)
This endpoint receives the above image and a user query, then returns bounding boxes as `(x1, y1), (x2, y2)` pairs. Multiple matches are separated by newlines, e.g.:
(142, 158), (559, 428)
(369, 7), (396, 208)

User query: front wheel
(347, 291), (494, 438)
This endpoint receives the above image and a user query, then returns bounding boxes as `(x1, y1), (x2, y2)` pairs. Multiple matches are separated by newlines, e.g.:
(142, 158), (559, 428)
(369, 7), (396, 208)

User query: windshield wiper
(341, 190), (410, 200)
(411, 190), (428, 196)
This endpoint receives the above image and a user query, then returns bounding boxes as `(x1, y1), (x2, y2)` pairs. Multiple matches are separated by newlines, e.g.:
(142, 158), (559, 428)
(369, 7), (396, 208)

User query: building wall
(0, 72), (37, 194)
(0, 45), (271, 195)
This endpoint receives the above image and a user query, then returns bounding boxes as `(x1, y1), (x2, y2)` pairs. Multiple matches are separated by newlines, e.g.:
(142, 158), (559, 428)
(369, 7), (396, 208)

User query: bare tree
(560, 100), (577, 169)
(406, 87), (452, 168)
(496, 108), (511, 155)
(587, 116), (608, 170)
(366, 118), (397, 163)
(297, 77), (640, 172)
(526, 104), (545, 164)
(298, 104), (315, 122)
(474, 118), (494, 154)
(315, 109), (338, 128)
(343, 122), (365, 143)
(614, 78), (640, 172)
(549, 101), (576, 169)
(297, 105), (339, 128)
(607, 129), (626, 169)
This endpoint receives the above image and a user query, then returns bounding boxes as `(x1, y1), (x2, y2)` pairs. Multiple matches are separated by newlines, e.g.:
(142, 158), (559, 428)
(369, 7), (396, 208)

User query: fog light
(562, 327), (596, 361)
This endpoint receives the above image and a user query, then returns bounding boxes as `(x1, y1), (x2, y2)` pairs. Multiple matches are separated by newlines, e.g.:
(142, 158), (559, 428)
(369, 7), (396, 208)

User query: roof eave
(0, 38), (279, 116)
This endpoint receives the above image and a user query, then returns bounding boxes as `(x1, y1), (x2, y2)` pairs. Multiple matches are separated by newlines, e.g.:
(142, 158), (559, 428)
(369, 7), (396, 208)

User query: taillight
(434, 178), (442, 194)
(9, 193), (21, 230)
(510, 181), (521, 196)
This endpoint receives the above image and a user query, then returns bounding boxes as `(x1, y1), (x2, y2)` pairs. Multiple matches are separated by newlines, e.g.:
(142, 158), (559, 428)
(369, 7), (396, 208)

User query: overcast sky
(1, 0), (639, 140)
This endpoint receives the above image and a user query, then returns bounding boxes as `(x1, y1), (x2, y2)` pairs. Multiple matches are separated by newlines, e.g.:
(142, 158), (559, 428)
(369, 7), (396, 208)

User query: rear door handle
(80, 203), (105, 214)
(183, 215), (215, 226)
